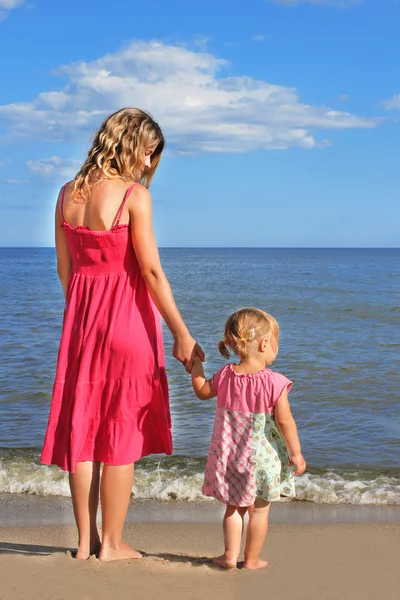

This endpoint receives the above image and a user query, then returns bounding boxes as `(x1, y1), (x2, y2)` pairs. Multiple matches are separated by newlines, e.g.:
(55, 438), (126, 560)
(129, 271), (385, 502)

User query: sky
(0, 0), (399, 247)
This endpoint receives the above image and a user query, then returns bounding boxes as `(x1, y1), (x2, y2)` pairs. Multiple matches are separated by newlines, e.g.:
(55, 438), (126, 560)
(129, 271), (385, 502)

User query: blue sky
(0, 0), (399, 247)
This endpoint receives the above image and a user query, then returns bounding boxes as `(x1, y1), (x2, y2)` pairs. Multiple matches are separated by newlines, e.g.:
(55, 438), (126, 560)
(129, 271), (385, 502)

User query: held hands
(172, 333), (205, 374)
(290, 453), (306, 476)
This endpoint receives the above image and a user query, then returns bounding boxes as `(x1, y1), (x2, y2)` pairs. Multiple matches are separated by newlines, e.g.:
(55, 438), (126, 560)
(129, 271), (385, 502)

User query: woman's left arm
(55, 194), (71, 298)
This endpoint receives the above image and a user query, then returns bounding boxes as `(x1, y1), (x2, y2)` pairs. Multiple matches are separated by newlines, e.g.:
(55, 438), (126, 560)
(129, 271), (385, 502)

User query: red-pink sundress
(41, 184), (172, 473)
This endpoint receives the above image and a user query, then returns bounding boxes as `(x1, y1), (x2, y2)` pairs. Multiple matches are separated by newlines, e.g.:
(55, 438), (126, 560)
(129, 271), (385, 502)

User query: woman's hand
(173, 334), (205, 373)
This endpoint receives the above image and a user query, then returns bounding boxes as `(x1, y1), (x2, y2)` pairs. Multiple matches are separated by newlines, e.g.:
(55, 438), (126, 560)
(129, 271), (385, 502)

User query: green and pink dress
(203, 364), (295, 506)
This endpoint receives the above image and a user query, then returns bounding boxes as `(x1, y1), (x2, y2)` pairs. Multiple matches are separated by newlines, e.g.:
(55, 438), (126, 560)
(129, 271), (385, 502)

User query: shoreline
(1, 492), (400, 528)
(1, 521), (399, 600)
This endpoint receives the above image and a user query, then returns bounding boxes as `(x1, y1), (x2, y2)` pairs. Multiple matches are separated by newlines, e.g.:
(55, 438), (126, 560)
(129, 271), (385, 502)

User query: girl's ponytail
(218, 339), (231, 359)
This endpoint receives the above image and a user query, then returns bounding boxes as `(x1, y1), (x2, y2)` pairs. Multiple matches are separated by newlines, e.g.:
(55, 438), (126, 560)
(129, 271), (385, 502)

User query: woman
(41, 108), (204, 561)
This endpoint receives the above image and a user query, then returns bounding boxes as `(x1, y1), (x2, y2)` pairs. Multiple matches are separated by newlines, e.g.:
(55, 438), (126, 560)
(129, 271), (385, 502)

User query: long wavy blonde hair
(218, 308), (279, 361)
(72, 108), (164, 201)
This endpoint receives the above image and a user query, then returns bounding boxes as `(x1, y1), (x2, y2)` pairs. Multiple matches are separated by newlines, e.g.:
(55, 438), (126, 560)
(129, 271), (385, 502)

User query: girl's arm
(191, 356), (216, 400)
(129, 185), (204, 372)
(275, 388), (306, 475)
(55, 198), (71, 299)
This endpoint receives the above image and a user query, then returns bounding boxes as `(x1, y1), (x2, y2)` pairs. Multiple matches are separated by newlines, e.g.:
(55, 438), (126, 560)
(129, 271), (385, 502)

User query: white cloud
(265, 0), (362, 6)
(2, 178), (29, 184)
(251, 35), (270, 42)
(0, 0), (25, 6)
(27, 156), (81, 179)
(0, 0), (25, 21)
(383, 94), (400, 110)
(0, 40), (377, 153)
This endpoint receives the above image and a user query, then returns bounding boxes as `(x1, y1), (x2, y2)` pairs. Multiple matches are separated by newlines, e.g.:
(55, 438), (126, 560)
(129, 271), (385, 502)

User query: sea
(0, 247), (399, 507)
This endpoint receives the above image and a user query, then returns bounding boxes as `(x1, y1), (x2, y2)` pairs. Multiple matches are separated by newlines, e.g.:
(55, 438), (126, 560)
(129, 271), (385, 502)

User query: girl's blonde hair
(218, 308), (279, 361)
(72, 107), (164, 201)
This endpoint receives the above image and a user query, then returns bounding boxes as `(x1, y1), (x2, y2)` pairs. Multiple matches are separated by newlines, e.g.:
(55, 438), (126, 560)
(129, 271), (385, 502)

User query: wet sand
(0, 505), (399, 600)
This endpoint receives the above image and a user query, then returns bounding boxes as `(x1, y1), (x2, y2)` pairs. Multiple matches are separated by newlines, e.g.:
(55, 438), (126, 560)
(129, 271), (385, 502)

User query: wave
(0, 449), (399, 505)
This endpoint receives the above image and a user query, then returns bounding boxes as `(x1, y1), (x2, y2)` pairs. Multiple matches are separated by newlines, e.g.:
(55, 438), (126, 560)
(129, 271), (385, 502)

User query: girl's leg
(243, 499), (271, 570)
(212, 504), (248, 569)
(98, 463), (142, 562)
(69, 461), (101, 559)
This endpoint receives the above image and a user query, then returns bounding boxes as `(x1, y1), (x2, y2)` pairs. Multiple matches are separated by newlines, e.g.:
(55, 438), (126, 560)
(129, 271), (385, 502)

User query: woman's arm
(275, 388), (306, 475)
(55, 197), (71, 298)
(129, 185), (204, 372)
(191, 356), (216, 400)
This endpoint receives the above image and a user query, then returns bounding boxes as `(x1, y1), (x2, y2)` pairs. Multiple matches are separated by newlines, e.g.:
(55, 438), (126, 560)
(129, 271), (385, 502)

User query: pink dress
(41, 184), (172, 473)
(202, 364), (295, 506)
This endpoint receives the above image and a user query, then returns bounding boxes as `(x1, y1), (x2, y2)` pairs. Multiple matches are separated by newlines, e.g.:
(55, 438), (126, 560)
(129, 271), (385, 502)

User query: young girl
(191, 307), (305, 570)
(41, 108), (204, 561)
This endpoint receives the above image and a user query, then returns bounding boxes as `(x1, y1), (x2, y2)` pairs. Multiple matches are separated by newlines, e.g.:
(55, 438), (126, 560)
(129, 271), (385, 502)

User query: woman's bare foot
(211, 554), (237, 569)
(75, 546), (90, 560)
(90, 539), (102, 557)
(99, 541), (142, 562)
(243, 559), (269, 570)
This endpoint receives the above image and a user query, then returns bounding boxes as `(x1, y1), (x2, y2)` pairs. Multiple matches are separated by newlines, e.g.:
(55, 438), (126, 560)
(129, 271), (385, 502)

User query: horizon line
(0, 246), (399, 250)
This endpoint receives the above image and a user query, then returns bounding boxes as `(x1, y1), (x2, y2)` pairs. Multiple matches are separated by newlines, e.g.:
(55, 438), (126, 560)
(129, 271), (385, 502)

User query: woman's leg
(98, 463), (142, 562)
(243, 498), (271, 570)
(212, 504), (248, 568)
(69, 461), (101, 559)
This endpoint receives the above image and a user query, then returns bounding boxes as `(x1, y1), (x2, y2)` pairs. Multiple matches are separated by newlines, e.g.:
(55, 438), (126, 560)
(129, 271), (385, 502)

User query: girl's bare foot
(99, 541), (142, 562)
(243, 559), (269, 570)
(211, 554), (237, 569)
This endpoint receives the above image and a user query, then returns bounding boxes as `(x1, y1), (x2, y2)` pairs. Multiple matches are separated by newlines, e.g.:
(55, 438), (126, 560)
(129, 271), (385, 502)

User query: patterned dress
(202, 364), (295, 506)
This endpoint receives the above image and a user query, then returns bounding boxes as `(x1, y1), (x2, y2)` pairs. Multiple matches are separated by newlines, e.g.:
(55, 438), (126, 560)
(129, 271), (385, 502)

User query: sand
(1, 520), (399, 600)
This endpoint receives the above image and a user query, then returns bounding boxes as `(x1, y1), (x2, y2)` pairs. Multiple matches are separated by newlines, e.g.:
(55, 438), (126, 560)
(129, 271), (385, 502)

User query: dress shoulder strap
(114, 183), (139, 227)
(59, 183), (68, 224)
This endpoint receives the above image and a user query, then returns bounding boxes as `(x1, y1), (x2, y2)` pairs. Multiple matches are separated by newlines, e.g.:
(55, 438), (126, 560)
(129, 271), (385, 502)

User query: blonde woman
(41, 108), (204, 561)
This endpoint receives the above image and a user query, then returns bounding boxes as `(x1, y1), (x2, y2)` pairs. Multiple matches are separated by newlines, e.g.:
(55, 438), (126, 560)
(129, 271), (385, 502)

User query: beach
(1, 497), (400, 600)
(1, 512), (399, 600)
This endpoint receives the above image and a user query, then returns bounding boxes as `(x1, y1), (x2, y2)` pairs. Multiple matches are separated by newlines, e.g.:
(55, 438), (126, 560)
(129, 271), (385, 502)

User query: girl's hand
(173, 334), (205, 373)
(290, 453), (306, 476)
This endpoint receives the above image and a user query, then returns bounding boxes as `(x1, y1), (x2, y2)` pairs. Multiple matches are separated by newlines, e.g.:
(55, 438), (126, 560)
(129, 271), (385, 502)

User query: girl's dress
(41, 184), (172, 473)
(203, 364), (295, 506)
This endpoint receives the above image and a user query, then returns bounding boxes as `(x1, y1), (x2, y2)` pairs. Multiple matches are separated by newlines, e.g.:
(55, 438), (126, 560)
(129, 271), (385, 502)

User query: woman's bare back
(61, 178), (135, 232)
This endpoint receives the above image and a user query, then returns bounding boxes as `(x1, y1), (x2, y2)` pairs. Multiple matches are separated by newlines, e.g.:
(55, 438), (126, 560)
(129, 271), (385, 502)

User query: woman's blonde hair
(218, 307), (279, 361)
(72, 108), (164, 201)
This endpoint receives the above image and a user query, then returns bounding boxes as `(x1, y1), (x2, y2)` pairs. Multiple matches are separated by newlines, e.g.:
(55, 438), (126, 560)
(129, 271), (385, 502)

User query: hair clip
(248, 327), (255, 341)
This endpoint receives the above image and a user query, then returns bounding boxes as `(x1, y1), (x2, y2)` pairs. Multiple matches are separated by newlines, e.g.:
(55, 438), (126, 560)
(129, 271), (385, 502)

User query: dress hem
(40, 447), (173, 474)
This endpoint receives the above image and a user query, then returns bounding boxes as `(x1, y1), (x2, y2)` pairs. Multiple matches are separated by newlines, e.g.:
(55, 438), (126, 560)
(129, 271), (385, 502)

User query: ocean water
(0, 248), (399, 505)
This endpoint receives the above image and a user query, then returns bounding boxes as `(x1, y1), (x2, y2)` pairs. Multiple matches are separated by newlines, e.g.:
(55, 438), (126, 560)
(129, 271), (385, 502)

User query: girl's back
(212, 364), (292, 415)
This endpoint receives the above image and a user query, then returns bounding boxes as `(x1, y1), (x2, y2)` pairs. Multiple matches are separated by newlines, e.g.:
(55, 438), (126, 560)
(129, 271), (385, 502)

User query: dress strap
(59, 183), (68, 224)
(114, 183), (138, 227)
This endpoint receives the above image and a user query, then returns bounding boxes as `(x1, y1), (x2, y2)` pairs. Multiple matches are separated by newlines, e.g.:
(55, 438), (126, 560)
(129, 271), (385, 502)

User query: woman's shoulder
(55, 181), (72, 209)
(126, 182), (152, 210)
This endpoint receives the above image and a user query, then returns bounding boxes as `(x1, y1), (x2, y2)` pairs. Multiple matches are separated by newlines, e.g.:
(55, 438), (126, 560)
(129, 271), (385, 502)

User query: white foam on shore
(295, 472), (400, 505)
(0, 453), (399, 505)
